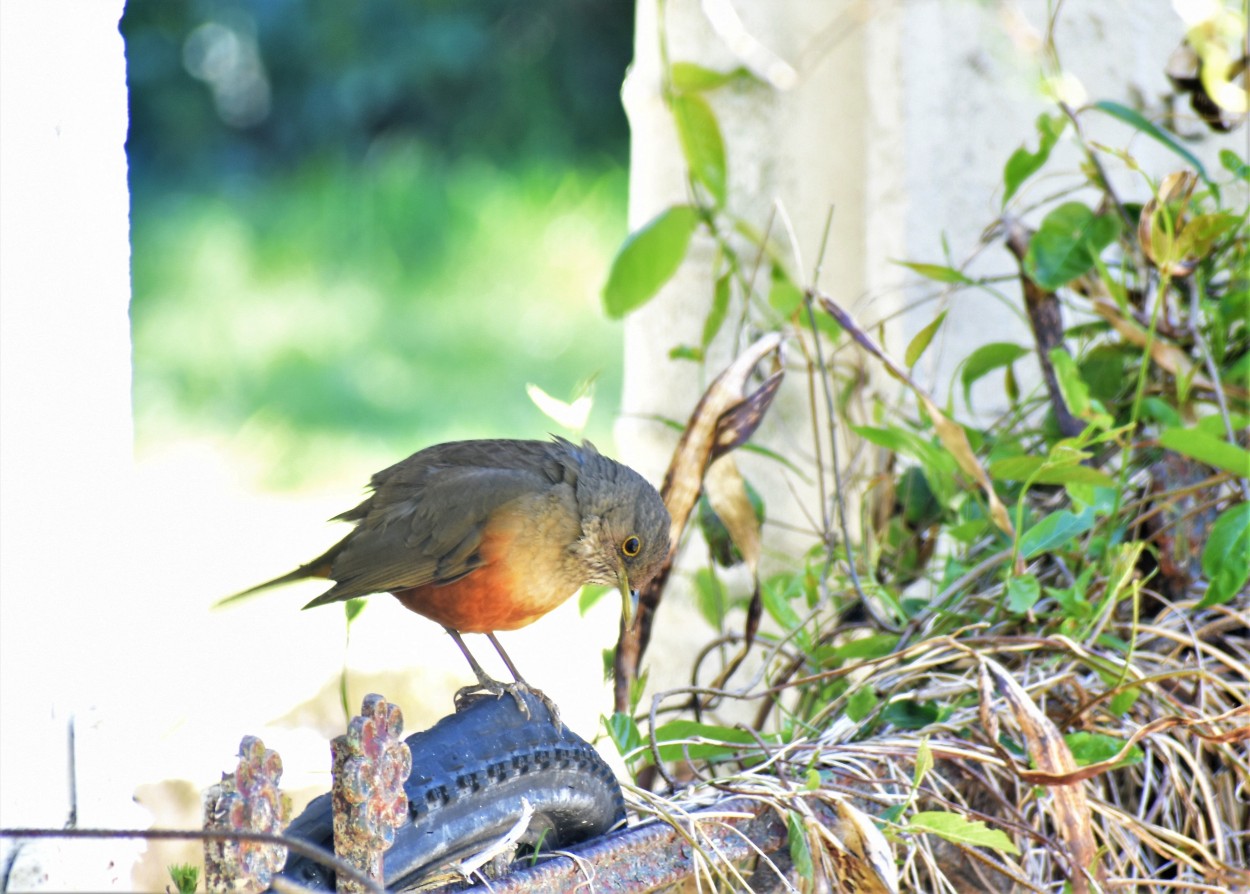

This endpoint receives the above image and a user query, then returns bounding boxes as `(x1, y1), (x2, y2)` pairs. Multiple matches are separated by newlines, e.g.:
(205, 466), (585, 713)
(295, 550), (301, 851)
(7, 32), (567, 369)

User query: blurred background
(125, 0), (636, 485)
(117, 3), (645, 885)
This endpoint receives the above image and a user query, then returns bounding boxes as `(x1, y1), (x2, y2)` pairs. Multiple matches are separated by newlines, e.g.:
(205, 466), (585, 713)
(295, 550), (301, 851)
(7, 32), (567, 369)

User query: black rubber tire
(275, 691), (624, 891)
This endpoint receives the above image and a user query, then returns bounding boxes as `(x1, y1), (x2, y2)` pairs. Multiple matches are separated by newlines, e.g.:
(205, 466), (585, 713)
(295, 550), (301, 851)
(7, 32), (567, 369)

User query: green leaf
(961, 343), (1030, 406)
(693, 567), (728, 628)
(1140, 397), (1182, 428)
(988, 455), (1115, 488)
(883, 699), (940, 730)
(1019, 506), (1096, 558)
(1003, 112), (1066, 205)
(1023, 202), (1121, 290)
(1092, 101), (1210, 185)
(668, 345), (703, 362)
(910, 811), (1020, 855)
(344, 597), (367, 625)
(787, 812), (815, 880)
(652, 720), (776, 762)
(906, 310), (948, 368)
(1006, 573), (1041, 613)
(670, 62), (746, 93)
(768, 264), (804, 316)
(672, 94), (727, 205)
(829, 632), (901, 661)
(1064, 731), (1143, 768)
(1175, 212), (1241, 261)
(1196, 413), (1250, 436)
(167, 864), (200, 894)
(1158, 427), (1250, 477)
(894, 260), (974, 284)
(1051, 348), (1110, 425)
(1109, 687), (1140, 716)
(702, 272), (731, 348)
(1200, 503), (1250, 607)
(804, 767), (822, 791)
(603, 205), (700, 318)
(605, 711), (642, 756)
(898, 466), (942, 527)
(845, 684), (878, 722)
(914, 738), (934, 785)
(579, 583), (612, 614)
(761, 574), (803, 630)
(1221, 148), (1250, 181)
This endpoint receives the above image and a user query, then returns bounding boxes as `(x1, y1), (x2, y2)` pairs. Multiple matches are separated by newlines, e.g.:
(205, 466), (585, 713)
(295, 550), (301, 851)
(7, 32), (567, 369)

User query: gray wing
(306, 463), (568, 606)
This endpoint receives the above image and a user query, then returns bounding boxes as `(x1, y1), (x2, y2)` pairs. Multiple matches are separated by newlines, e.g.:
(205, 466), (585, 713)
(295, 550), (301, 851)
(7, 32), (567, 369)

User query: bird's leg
(445, 627), (508, 695)
(485, 633), (562, 728)
(445, 628), (557, 724)
(485, 632), (526, 683)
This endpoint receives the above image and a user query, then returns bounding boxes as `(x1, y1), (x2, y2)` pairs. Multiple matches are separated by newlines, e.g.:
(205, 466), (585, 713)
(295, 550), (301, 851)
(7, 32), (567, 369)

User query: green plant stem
(1187, 277), (1249, 501)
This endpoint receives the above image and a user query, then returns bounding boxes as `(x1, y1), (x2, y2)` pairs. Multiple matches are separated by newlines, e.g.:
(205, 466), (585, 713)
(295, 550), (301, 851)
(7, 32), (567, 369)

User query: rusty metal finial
(203, 735), (288, 892)
(331, 694), (412, 893)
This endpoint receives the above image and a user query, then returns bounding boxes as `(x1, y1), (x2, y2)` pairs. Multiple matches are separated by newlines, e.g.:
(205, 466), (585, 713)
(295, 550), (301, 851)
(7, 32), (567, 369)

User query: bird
(221, 437), (671, 716)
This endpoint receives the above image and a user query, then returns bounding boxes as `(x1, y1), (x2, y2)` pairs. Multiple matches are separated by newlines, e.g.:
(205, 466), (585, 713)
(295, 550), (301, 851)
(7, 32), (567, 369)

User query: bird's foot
(454, 678), (562, 728)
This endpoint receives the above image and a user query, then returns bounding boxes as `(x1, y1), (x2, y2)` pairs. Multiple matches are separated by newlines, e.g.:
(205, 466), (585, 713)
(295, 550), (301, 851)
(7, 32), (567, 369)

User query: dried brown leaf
(614, 333), (784, 710)
(978, 658), (1100, 893)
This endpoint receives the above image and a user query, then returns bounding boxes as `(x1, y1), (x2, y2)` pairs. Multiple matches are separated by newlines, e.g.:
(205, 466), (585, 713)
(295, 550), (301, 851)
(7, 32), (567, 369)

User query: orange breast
(390, 501), (580, 632)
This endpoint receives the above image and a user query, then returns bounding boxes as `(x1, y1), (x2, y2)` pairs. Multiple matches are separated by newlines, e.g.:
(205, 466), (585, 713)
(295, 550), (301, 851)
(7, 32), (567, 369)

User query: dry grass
(619, 591), (1249, 892)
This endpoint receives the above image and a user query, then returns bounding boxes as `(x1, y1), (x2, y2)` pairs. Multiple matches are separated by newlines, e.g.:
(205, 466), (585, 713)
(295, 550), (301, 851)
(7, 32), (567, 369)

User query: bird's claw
(454, 679), (562, 729)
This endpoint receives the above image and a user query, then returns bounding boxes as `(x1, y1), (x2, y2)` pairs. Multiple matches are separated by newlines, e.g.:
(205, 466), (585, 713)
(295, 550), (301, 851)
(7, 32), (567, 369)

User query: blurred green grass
(131, 142), (629, 488)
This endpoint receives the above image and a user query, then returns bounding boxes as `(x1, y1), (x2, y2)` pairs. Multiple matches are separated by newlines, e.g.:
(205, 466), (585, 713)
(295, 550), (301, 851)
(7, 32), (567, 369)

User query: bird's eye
(622, 535), (641, 557)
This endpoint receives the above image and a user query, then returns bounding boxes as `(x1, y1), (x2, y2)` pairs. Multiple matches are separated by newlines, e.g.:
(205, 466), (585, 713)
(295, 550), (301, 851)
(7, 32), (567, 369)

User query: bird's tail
(214, 560), (333, 609)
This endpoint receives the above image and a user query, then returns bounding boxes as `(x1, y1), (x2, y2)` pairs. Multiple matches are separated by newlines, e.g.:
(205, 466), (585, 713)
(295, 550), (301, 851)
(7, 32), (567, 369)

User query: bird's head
(568, 442), (671, 628)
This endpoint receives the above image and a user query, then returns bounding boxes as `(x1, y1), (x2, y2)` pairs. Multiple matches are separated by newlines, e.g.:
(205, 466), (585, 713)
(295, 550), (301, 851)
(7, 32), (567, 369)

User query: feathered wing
(220, 438), (585, 609)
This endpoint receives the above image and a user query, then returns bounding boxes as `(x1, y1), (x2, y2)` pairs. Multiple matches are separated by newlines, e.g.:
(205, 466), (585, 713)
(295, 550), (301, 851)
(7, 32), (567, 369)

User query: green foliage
(1158, 426), (1250, 476)
(131, 154), (630, 486)
(1002, 112), (1067, 204)
(1201, 503), (1250, 606)
(882, 699), (945, 730)
(787, 812), (815, 881)
(602, 205), (701, 318)
(604, 711), (643, 771)
(909, 811), (1020, 855)
(1092, 100), (1212, 185)
(1023, 202), (1121, 290)
(961, 342), (1030, 408)
(894, 260), (976, 285)
(343, 598), (367, 625)
(698, 481), (765, 568)
(693, 566), (729, 628)
(167, 864), (199, 894)
(1005, 573), (1041, 613)
(905, 311), (948, 368)
(672, 95), (728, 207)
(122, 1), (634, 182)
(650, 720), (781, 763)
(1018, 506), (1098, 559)
(1065, 731), (1143, 769)
(670, 62), (753, 93)
(598, 10), (1247, 887)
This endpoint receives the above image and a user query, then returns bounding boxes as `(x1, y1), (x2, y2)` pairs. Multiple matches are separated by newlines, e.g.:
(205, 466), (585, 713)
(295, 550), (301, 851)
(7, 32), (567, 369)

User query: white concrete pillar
(0, 1), (140, 887)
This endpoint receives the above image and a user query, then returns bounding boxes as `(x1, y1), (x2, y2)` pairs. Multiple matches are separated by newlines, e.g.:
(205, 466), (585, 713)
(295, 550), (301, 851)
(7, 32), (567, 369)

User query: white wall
(0, 0), (140, 887)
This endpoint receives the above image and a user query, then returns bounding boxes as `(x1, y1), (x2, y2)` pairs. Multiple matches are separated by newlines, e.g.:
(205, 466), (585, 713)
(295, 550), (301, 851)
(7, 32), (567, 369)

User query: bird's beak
(617, 565), (638, 629)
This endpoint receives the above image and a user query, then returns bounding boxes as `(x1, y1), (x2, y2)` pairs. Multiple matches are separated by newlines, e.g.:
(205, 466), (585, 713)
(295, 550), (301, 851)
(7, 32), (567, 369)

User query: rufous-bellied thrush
(222, 437), (670, 714)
